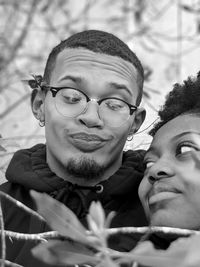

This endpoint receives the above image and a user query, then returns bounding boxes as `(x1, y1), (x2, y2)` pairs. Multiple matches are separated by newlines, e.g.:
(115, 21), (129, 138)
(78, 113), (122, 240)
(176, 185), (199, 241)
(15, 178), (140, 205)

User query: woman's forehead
(149, 114), (200, 151)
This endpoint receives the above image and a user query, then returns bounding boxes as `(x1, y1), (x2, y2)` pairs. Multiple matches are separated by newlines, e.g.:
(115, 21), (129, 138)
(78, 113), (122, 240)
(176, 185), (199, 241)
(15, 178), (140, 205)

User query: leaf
(128, 235), (200, 267)
(30, 191), (88, 243)
(88, 201), (105, 231)
(32, 239), (99, 266)
(168, 235), (200, 267)
(87, 202), (115, 234)
(96, 254), (119, 267)
(27, 74), (43, 89)
(104, 211), (116, 229)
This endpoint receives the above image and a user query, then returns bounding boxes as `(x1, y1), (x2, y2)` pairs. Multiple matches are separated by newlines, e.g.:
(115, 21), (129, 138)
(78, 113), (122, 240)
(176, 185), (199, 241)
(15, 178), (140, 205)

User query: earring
(39, 120), (45, 127)
(127, 135), (133, 141)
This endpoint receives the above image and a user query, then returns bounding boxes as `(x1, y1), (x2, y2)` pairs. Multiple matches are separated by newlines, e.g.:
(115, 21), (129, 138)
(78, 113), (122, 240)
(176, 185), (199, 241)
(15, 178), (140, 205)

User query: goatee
(66, 157), (106, 181)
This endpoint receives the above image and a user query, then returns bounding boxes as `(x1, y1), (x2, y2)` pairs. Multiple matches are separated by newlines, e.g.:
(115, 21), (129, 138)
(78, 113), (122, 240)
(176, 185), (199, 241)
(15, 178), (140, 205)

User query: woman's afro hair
(150, 72), (200, 136)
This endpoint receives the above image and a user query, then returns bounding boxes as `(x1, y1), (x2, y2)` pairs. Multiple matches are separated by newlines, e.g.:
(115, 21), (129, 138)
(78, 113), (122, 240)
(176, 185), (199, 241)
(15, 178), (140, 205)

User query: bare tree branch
(0, 192), (44, 222)
(0, 260), (22, 267)
(1, 226), (199, 243)
(0, 202), (5, 267)
(2, 0), (39, 70)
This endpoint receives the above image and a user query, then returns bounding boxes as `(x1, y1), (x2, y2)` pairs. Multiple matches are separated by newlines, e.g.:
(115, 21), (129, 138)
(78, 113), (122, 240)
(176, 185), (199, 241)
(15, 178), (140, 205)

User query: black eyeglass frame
(42, 85), (138, 115)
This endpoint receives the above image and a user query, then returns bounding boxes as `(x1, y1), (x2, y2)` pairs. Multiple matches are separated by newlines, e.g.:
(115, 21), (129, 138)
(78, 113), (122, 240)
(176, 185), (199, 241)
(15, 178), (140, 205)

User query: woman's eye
(145, 162), (154, 168)
(178, 145), (196, 155)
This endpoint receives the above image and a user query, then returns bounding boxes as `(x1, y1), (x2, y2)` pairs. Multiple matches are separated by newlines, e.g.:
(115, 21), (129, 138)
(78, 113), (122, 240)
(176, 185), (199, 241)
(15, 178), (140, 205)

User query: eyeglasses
(43, 85), (138, 127)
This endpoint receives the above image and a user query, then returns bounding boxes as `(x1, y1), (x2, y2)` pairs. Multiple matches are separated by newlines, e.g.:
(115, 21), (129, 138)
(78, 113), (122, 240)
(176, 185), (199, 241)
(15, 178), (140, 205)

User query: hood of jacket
(5, 144), (145, 197)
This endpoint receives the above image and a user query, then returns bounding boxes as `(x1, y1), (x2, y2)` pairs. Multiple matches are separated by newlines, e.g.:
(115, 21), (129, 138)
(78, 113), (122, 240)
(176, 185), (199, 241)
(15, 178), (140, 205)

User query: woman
(139, 73), (200, 251)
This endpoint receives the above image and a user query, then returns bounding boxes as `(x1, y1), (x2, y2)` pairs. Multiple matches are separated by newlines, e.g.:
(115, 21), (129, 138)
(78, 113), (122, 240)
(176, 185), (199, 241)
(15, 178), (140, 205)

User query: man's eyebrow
(60, 75), (83, 83)
(59, 77), (133, 95)
(109, 82), (133, 96)
(171, 131), (200, 142)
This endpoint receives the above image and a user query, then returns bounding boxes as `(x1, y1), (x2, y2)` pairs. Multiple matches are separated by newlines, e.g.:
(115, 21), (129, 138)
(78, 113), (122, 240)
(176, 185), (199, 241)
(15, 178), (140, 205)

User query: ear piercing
(39, 120), (45, 127)
(127, 135), (133, 141)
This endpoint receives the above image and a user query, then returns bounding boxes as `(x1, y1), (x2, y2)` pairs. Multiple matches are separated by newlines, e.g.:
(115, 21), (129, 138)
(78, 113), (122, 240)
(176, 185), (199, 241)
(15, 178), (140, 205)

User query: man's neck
(46, 153), (123, 186)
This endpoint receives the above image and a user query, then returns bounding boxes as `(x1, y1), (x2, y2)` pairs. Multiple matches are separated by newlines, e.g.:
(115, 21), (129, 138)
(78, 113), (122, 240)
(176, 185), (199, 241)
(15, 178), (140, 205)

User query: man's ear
(31, 89), (45, 122)
(129, 107), (146, 135)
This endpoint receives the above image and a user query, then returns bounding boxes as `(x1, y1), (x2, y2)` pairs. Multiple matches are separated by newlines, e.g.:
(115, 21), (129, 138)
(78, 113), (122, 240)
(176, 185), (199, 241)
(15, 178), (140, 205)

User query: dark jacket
(0, 144), (147, 267)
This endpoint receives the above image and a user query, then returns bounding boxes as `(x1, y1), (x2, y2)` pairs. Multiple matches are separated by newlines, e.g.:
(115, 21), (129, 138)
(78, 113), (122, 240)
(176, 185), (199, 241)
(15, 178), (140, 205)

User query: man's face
(40, 48), (145, 184)
(139, 114), (200, 230)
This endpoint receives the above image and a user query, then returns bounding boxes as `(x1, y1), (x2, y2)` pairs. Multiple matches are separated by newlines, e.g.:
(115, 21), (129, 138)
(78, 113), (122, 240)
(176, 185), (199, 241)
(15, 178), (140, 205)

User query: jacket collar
(6, 144), (145, 197)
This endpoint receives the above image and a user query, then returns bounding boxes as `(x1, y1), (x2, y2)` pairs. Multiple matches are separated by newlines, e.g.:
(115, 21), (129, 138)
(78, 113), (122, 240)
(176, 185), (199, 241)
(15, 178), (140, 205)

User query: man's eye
(105, 99), (125, 111)
(61, 90), (83, 104)
(107, 103), (121, 110)
(63, 96), (81, 103)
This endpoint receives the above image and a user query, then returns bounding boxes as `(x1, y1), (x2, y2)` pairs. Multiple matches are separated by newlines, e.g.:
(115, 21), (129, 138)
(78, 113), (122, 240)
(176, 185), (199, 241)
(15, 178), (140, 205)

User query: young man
(1, 30), (147, 266)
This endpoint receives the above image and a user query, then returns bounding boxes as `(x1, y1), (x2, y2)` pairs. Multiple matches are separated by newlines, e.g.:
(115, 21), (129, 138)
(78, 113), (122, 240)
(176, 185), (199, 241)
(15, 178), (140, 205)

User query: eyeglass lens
(55, 88), (131, 127)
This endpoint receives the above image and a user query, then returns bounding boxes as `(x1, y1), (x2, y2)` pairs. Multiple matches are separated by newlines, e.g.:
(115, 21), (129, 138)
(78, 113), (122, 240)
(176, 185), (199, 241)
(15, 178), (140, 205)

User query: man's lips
(70, 132), (110, 142)
(68, 132), (112, 151)
(148, 185), (181, 205)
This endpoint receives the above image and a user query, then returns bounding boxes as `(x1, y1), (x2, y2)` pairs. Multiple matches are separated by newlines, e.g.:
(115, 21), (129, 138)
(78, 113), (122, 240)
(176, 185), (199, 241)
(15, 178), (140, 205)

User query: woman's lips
(149, 192), (179, 205)
(148, 186), (181, 205)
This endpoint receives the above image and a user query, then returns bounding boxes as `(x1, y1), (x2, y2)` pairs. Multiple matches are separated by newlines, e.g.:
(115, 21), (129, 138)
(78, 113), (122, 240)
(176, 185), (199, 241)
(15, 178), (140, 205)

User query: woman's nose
(147, 161), (173, 184)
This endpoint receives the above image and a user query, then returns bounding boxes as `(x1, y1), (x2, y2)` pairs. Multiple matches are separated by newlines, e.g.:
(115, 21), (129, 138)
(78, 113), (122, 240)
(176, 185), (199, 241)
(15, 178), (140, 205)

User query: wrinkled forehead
(51, 48), (139, 92)
(55, 48), (137, 72)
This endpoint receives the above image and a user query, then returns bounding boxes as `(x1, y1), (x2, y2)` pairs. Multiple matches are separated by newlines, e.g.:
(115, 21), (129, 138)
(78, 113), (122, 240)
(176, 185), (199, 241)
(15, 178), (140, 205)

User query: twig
(0, 202), (5, 267)
(0, 226), (199, 242)
(0, 192), (44, 222)
(0, 230), (58, 241)
(0, 260), (22, 267)
(0, 93), (30, 119)
(106, 226), (200, 237)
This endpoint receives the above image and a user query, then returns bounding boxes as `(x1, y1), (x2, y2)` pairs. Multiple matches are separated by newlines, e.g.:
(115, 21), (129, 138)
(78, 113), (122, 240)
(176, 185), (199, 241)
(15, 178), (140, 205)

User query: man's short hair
(150, 72), (200, 136)
(43, 30), (144, 105)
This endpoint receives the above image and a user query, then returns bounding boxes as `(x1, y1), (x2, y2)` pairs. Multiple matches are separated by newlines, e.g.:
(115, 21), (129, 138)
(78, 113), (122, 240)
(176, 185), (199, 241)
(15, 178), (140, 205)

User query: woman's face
(139, 114), (200, 230)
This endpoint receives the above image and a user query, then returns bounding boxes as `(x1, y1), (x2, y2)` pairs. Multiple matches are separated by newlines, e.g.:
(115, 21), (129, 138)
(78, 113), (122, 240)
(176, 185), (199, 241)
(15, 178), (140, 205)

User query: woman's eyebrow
(171, 131), (200, 142)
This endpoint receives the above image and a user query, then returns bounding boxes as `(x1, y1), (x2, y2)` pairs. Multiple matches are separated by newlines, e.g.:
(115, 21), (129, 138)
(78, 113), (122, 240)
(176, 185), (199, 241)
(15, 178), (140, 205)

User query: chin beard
(66, 157), (106, 181)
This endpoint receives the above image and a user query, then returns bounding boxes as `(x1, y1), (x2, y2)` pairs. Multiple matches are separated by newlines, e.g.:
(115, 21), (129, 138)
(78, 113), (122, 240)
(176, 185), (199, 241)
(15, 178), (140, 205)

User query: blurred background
(1, 0), (200, 176)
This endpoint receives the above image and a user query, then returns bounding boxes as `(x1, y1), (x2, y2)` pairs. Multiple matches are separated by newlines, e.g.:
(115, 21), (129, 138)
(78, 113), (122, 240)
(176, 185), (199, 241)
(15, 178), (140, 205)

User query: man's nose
(147, 160), (173, 184)
(77, 100), (104, 128)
